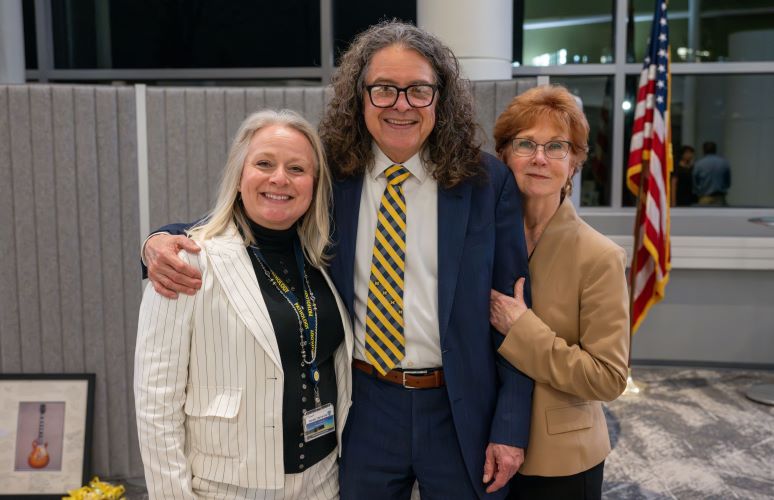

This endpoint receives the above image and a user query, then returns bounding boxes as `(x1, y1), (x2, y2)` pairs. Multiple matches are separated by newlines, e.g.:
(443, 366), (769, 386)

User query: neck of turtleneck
(247, 219), (297, 253)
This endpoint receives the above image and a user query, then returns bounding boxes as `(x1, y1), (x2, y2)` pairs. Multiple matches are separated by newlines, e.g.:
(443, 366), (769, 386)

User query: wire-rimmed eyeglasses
(365, 84), (438, 108)
(511, 138), (574, 159)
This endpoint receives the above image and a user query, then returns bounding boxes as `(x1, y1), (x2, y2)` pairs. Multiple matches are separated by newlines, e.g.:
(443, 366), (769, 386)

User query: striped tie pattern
(365, 164), (411, 375)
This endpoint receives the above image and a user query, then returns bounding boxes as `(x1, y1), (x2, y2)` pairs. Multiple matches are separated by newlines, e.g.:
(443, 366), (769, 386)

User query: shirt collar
(370, 143), (428, 184)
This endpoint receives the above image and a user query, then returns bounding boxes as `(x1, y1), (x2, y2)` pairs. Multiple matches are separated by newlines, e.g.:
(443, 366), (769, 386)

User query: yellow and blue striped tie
(365, 164), (411, 375)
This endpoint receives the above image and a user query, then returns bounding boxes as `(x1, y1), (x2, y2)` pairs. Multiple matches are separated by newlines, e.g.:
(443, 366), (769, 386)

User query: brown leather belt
(353, 359), (445, 389)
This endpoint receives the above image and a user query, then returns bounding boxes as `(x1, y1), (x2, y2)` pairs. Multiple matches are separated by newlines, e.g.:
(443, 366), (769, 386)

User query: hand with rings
(489, 277), (528, 336)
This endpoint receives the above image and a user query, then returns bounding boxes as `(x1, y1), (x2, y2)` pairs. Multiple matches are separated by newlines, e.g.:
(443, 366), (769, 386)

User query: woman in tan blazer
(134, 110), (353, 499)
(489, 85), (629, 500)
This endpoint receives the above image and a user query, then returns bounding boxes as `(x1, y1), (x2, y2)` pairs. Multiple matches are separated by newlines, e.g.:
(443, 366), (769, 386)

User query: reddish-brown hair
(493, 84), (590, 172)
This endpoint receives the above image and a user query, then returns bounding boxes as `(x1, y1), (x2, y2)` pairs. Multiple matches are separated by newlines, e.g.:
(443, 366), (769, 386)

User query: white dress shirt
(352, 146), (441, 369)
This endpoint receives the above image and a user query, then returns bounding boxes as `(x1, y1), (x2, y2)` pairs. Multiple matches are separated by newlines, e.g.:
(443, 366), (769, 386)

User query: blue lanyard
(250, 240), (321, 389)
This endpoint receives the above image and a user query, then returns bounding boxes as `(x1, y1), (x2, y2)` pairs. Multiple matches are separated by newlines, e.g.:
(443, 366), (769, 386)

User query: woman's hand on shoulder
(489, 277), (528, 335)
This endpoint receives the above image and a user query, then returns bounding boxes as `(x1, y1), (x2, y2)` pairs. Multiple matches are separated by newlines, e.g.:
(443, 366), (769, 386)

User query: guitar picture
(27, 403), (50, 469)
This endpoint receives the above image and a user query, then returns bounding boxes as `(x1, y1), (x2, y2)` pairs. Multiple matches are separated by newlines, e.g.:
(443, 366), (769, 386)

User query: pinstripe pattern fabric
(191, 450), (338, 499)
(134, 225), (353, 499)
(364, 164), (411, 375)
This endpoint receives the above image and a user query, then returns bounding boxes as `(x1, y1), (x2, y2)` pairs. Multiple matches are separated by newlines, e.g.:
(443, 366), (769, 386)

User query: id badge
(302, 403), (335, 443)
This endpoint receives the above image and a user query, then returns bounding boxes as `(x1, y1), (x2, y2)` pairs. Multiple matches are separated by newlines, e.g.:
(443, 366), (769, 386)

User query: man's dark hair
(702, 141), (717, 155)
(679, 145), (695, 157)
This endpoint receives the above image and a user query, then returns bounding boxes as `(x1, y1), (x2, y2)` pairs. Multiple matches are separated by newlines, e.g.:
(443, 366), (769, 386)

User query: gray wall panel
(30, 86), (64, 373)
(0, 87), (22, 372)
(9, 86), (43, 372)
(73, 87), (112, 476)
(96, 87), (131, 476)
(323, 86), (334, 110)
(494, 80), (518, 120)
(303, 88), (325, 127)
(116, 87), (143, 475)
(164, 89), (190, 222)
(264, 88), (285, 110)
(632, 269), (774, 365)
(52, 86), (85, 373)
(185, 90), (209, 218)
(225, 89), (246, 146)
(205, 90), (227, 207)
(474, 81), (496, 153)
(246, 88), (266, 114)
(284, 87), (304, 114)
(146, 89), (168, 230)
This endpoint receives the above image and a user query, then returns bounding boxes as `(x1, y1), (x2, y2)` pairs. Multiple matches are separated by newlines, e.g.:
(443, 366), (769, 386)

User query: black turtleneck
(245, 219), (344, 473)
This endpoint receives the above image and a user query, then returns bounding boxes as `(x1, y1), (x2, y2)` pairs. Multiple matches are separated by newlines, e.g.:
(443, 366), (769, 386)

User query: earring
(562, 176), (573, 197)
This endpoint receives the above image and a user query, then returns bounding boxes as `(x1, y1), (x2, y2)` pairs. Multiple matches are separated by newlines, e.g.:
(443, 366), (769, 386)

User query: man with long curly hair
(319, 21), (532, 499)
(141, 20), (532, 500)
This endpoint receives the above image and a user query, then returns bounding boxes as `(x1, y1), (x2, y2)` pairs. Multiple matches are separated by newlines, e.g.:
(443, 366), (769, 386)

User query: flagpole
(623, 0), (672, 396)
(623, 151), (647, 396)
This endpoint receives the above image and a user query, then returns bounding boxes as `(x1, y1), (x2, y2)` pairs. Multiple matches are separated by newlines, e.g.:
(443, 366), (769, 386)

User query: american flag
(626, 0), (672, 333)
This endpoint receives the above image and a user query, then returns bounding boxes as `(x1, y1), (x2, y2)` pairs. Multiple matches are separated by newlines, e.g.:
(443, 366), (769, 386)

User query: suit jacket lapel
(437, 181), (472, 343)
(331, 175), (364, 320)
(204, 229), (283, 372)
(320, 268), (354, 363)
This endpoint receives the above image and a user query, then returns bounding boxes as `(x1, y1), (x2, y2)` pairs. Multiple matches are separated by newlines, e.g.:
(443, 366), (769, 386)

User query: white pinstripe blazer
(134, 225), (354, 498)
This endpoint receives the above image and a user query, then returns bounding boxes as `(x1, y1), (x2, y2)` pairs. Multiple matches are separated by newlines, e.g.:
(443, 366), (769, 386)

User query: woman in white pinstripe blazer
(134, 110), (353, 500)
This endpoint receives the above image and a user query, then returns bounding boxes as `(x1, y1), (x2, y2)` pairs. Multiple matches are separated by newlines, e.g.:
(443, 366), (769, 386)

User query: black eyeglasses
(511, 138), (574, 159)
(365, 84), (438, 108)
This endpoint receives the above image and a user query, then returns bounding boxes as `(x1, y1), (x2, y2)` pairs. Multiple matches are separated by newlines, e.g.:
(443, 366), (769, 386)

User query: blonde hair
(189, 109), (332, 267)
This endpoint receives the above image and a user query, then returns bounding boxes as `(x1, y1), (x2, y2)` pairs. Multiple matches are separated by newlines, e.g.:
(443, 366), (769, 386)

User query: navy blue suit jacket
(330, 152), (533, 496)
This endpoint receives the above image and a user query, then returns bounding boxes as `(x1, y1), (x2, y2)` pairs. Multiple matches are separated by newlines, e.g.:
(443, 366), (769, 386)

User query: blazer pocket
(184, 386), (242, 458)
(545, 402), (593, 435)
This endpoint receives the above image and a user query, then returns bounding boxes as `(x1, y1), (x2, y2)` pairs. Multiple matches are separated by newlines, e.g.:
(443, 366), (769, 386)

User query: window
(333, 1), (416, 65)
(624, 73), (774, 207)
(49, 0), (322, 69)
(629, 0), (774, 63)
(519, 0), (615, 66)
(551, 76), (615, 206)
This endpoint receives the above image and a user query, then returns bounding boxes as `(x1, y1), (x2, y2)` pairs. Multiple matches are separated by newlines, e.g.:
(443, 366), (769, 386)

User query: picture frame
(0, 374), (95, 499)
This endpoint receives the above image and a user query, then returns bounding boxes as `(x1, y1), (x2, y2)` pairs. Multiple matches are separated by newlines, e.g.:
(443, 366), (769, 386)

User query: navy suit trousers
(339, 369), (479, 500)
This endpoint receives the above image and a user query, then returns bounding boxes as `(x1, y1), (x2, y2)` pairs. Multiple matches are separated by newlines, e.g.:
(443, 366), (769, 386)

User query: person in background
(490, 84), (630, 500)
(693, 141), (731, 206)
(140, 20), (533, 500)
(671, 144), (696, 206)
(134, 109), (353, 500)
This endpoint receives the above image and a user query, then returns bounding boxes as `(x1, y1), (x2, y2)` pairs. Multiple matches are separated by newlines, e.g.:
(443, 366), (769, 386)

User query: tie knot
(385, 164), (411, 186)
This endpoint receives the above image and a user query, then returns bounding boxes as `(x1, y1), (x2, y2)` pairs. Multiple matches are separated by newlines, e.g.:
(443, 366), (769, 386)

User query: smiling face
(504, 123), (576, 205)
(239, 125), (316, 230)
(363, 45), (437, 164)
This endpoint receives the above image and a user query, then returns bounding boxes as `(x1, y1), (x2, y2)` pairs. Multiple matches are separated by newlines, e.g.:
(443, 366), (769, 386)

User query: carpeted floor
(120, 366), (774, 499)
(603, 366), (774, 500)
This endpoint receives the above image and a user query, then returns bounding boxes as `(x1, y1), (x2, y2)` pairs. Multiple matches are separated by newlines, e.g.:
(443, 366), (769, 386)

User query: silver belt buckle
(402, 369), (429, 389)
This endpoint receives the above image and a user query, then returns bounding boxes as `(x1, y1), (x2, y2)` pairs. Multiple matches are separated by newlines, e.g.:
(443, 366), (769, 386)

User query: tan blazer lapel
(203, 227), (283, 373)
(529, 199), (579, 269)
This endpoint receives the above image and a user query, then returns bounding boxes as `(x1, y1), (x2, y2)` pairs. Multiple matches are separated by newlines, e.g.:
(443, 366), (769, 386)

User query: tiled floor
(120, 366), (774, 499)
